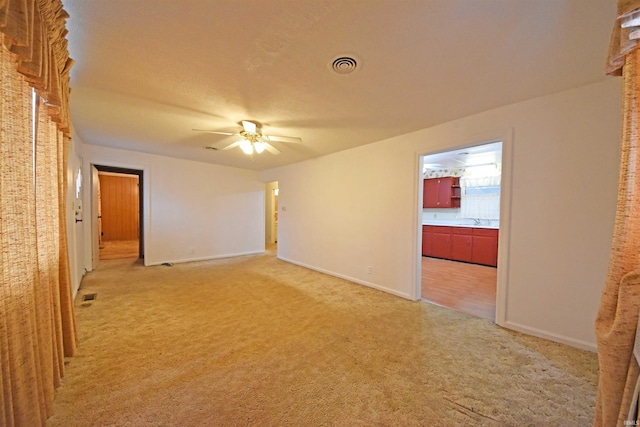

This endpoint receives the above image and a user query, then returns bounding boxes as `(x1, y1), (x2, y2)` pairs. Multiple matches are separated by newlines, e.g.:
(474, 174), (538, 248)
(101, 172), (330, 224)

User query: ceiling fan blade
(221, 141), (241, 151)
(241, 120), (257, 134)
(264, 142), (281, 155)
(265, 134), (302, 144)
(192, 129), (238, 136)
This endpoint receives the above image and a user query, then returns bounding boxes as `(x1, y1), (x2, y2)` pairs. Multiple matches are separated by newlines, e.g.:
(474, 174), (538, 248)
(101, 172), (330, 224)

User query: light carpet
(48, 250), (598, 426)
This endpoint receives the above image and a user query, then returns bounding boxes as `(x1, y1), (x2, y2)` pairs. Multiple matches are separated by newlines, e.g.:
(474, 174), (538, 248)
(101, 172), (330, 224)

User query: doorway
(265, 181), (279, 249)
(419, 141), (502, 321)
(93, 165), (144, 262)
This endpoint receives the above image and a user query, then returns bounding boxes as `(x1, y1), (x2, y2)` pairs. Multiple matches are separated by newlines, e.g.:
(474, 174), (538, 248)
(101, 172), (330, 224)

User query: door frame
(265, 181), (278, 245)
(94, 165), (144, 259)
(91, 165), (100, 270)
(416, 131), (513, 326)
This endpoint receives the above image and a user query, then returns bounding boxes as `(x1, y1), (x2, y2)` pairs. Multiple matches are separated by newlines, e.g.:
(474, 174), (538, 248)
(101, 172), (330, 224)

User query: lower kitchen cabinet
(424, 226), (451, 259)
(432, 232), (451, 259)
(450, 227), (473, 262)
(421, 227), (432, 256)
(422, 225), (498, 267)
(471, 228), (499, 267)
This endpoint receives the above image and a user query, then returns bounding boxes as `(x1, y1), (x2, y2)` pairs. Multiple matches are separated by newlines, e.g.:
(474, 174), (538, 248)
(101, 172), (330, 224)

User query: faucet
(473, 218), (481, 225)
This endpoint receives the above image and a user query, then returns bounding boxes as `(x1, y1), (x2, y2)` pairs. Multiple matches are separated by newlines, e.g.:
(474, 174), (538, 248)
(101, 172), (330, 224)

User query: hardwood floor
(100, 240), (139, 260)
(421, 256), (497, 321)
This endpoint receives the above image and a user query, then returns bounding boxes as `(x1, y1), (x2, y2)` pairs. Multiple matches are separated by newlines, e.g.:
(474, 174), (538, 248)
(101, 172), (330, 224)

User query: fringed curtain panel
(595, 1), (640, 425)
(0, 1), (76, 426)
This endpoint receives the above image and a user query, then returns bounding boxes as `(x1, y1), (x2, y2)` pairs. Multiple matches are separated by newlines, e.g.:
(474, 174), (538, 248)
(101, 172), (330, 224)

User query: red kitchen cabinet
(421, 225), (432, 256)
(451, 178), (461, 206)
(423, 179), (440, 208)
(423, 177), (461, 208)
(421, 225), (498, 267)
(472, 228), (499, 267)
(450, 227), (473, 262)
(430, 226), (451, 259)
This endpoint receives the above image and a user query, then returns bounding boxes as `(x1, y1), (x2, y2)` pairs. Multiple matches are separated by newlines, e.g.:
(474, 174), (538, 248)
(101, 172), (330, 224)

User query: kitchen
(420, 141), (502, 321)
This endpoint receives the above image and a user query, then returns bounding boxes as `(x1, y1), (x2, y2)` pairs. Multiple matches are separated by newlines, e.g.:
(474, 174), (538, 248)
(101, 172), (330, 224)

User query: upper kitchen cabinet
(423, 177), (461, 208)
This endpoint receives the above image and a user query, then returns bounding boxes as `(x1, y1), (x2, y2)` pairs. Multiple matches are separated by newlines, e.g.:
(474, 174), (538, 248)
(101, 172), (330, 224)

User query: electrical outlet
(367, 266), (373, 274)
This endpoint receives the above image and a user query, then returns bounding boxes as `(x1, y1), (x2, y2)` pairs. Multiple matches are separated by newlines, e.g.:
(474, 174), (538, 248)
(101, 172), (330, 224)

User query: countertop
(422, 220), (499, 229)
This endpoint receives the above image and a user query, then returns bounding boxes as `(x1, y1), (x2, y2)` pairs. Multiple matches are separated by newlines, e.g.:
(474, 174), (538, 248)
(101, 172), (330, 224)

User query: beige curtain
(595, 1), (640, 425)
(1, 42), (48, 425)
(0, 0), (76, 425)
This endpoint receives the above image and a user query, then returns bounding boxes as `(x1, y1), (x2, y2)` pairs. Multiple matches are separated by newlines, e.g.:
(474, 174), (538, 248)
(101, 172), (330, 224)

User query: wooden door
(99, 174), (139, 241)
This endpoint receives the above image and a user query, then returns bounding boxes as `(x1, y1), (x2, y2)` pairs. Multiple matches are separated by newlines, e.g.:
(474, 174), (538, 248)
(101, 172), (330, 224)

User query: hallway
(99, 240), (139, 260)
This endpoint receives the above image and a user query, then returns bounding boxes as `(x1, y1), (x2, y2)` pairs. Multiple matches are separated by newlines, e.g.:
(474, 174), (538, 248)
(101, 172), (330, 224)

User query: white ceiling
(62, 0), (616, 171)
(423, 142), (503, 171)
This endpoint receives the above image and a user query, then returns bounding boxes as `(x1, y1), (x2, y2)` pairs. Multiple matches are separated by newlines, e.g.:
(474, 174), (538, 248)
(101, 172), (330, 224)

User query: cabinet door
(450, 228), (472, 262)
(437, 177), (452, 207)
(421, 226), (433, 256)
(423, 179), (440, 208)
(424, 177), (458, 208)
(472, 229), (498, 266)
(432, 232), (451, 259)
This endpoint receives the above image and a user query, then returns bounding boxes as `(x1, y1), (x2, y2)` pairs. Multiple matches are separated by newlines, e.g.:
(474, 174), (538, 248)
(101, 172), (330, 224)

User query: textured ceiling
(62, 0), (616, 171)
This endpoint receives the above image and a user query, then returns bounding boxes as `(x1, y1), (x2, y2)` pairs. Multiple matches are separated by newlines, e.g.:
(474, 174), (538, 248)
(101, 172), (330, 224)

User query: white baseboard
(145, 250), (265, 267)
(278, 256), (413, 300)
(501, 320), (597, 352)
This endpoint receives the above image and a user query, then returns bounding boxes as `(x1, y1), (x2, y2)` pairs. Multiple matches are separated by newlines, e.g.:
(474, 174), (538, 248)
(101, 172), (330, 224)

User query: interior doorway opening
(265, 181), (279, 250)
(93, 165), (144, 262)
(419, 141), (502, 321)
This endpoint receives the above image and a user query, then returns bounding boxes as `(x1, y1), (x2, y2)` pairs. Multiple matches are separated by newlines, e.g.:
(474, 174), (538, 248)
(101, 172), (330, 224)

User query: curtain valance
(0, 0), (73, 136)
(607, 0), (640, 75)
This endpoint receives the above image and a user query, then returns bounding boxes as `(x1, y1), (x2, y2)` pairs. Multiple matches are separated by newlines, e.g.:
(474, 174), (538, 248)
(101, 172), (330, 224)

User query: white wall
(422, 208), (460, 222)
(261, 79), (622, 350)
(79, 143), (265, 268)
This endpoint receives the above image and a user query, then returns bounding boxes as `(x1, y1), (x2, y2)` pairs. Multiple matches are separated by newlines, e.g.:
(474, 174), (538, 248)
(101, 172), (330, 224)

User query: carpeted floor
(48, 249), (598, 426)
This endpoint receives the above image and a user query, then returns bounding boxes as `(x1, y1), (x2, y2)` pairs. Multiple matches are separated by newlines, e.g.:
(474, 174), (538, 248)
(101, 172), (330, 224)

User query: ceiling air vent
(329, 55), (359, 75)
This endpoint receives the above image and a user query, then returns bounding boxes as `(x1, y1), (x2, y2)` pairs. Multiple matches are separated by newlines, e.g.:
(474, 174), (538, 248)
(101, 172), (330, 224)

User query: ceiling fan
(193, 120), (301, 155)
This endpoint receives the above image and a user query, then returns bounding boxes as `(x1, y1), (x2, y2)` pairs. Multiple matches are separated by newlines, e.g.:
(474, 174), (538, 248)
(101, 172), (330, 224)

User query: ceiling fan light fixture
(254, 141), (266, 154)
(194, 119), (296, 156)
(239, 139), (254, 154)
